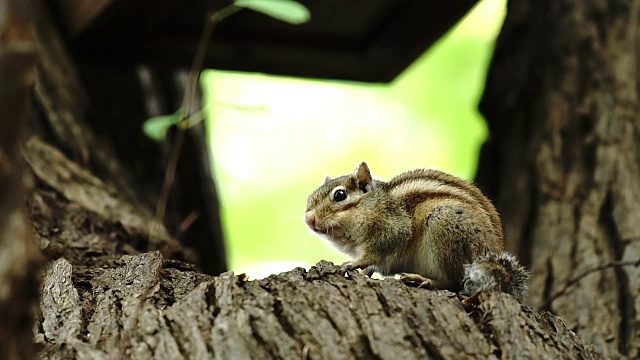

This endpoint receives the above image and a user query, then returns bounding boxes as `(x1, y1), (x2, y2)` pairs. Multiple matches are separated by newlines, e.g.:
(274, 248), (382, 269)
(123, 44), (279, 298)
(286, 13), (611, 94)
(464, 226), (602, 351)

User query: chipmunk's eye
(333, 189), (347, 202)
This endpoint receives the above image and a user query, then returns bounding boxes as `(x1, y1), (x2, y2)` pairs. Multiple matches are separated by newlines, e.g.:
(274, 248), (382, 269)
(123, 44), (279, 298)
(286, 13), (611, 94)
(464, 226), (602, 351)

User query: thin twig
(150, 5), (243, 248)
(542, 259), (640, 309)
(175, 210), (201, 241)
(182, 6), (242, 117)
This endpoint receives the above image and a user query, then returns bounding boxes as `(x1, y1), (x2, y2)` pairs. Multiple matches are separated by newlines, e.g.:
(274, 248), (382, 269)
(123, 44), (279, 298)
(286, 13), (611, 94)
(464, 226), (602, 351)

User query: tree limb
(34, 253), (602, 359)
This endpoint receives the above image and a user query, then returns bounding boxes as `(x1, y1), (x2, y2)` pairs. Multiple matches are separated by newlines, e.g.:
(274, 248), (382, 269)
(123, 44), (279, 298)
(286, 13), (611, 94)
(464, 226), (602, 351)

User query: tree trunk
(0, 1), (40, 359)
(478, 0), (640, 358)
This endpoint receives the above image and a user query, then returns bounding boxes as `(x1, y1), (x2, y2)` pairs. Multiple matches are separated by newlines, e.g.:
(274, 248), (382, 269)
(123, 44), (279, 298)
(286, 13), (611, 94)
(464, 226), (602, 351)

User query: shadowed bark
(477, 0), (640, 358)
(0, 1), (40, 359)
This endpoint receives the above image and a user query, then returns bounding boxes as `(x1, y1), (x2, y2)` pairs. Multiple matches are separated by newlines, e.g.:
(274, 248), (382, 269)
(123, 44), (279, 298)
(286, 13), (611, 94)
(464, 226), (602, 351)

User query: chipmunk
(304, 162), (530, 303)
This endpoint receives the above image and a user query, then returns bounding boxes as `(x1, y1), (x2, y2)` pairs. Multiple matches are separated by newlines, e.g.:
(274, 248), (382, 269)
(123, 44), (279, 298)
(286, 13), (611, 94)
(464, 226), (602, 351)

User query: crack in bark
(272, 297), (299, 342)
(373, 285), (393, 318)
(163, 314), (189, 359)
(542, 258), (554, 311)
(518, 162), (537, 268)
(405, 313), (445, 360)
(601, 191), (632, 355)
(324, 278), (379, 359)
(480, 308), (502, 358)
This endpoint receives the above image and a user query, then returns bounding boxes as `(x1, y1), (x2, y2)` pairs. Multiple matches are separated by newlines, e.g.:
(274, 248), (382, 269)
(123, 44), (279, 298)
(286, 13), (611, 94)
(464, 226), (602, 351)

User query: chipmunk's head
(304, 162), (376, 255)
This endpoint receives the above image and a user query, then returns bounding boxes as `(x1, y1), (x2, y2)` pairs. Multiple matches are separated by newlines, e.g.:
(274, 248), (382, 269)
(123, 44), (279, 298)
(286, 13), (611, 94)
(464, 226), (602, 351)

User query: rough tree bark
(22, 134), (599, 359)
(0, 1), (40, 358)
(478, 0), (640, 358)
(0, 0), (617, 358)
(21, 133), (597, 359)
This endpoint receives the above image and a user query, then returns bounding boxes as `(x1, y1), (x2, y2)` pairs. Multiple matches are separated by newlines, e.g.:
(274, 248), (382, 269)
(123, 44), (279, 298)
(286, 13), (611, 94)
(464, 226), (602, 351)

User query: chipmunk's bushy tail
(462, 252), (530, 303)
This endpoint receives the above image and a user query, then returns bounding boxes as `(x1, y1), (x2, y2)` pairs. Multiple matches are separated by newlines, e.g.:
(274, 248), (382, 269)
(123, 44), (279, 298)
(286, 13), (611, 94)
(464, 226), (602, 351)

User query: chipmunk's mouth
(310, 224), (331, 235)
(308, 222), (337, 237)
(304, 211), (343, 238)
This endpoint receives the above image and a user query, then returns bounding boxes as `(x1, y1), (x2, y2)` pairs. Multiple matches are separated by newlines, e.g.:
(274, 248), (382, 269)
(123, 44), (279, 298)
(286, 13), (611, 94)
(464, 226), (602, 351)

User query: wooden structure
(57, 0), (478, 82)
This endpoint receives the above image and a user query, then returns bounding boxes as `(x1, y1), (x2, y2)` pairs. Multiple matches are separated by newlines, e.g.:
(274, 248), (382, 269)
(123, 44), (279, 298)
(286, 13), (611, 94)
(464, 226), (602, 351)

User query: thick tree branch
(34, 253), (601, 359)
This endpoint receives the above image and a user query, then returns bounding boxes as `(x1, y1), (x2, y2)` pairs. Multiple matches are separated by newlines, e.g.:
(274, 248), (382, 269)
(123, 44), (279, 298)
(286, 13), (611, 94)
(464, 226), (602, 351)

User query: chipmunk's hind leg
(399, 273), (446, 289)
(422, 201), (489, 290)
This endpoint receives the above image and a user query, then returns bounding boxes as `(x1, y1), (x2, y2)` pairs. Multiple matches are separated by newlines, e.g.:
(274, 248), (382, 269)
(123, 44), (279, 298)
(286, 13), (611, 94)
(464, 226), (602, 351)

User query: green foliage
(234, 0), (310, 24)
(142, 111), (182, 142)
(142, 108), (209, 141)
(142, 0), (309, 143)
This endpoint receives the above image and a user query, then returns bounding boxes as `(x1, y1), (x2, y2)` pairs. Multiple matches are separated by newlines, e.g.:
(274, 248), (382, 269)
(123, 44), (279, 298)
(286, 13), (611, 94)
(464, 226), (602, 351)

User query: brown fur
(304, 162), (525, 299)
(387, 169), (504, 248)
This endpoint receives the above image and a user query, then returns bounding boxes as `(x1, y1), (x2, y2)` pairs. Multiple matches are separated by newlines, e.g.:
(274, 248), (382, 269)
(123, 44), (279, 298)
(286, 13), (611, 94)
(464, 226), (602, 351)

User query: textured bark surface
(478, 0), (640, 358)
(0, 1), (40, 358)
(32, 0), (227, 276)
(16, 121), (598, 360)
(24, 137), (182, 264)
(21, 132), (602, 359)
(34, 253), (600, 360)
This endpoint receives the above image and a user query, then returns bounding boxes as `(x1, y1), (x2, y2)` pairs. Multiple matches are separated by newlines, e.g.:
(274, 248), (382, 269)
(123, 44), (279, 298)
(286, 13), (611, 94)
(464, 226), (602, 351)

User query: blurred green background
(202, 0), (506, 278)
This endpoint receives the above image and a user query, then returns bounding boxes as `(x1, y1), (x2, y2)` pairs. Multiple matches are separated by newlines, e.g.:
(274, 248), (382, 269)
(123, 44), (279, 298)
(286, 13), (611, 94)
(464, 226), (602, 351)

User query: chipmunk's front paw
(339, 256), (378, 277)
(400, 273), (434, 289)
(339, 261), (375, 276)
(339, 261), (359, 274)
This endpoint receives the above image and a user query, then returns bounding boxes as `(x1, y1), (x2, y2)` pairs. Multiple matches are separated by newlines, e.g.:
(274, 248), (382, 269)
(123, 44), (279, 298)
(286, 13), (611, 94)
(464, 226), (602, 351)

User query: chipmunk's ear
(323, 175), (332, 185)
(354, 162), (374, 192)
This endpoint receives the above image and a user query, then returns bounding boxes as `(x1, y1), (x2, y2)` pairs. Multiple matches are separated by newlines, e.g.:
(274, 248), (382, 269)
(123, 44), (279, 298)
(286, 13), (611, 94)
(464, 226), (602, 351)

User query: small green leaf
(234, 0), (310, 25)
(142, 111), (182, 142)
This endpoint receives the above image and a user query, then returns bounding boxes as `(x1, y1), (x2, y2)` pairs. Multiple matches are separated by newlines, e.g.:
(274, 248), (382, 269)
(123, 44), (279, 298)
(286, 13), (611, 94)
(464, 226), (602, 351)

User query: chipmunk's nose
(304, 211), (316, 229)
